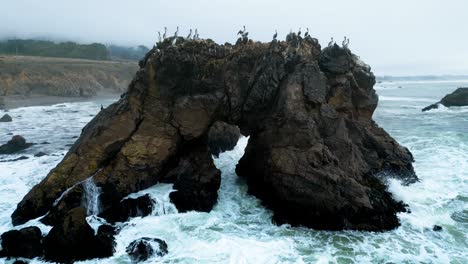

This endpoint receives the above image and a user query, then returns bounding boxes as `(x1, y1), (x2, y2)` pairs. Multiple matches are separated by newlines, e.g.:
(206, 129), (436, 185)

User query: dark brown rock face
(208, 121), (241, 156)
(12, 37), (416, 234)
(43, 207), (115, 263)
(98, 194), (154, 224)
(422, 87), (468, 111)
(0, 135), (33, 154)
(0, 226), (43, 258)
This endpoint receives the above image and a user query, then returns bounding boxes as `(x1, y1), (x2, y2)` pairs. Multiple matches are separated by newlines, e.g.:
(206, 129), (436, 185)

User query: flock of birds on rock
(155, 26), (350, 49)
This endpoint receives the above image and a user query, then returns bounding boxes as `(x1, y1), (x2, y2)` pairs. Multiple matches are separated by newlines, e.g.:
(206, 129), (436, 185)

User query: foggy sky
(2, 0), (467, 75)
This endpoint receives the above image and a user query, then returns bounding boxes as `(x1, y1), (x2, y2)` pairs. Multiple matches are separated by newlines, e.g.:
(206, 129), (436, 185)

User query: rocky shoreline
(3, 36), (417, 262)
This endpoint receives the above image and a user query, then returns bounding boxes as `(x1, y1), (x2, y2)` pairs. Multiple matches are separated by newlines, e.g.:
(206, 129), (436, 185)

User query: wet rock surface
(0, 135), (33, 154)
(126, 237), (168, 262)
(98, 194), (154, 223)
(0, 114), (12, 122)
(0, 226), (43, 259)
(422, 87), (468, 111)
(43, 207), (115, 262)
(11, 36), (416, 238)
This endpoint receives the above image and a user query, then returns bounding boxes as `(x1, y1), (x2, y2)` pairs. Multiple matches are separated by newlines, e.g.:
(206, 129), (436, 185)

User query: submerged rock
(98, 194), (154, 223)
(422, 87), (468, 111)
(0, 114), (12, 122)
(0, 226), (43, 259)
(208, 121), (241, 157)
(12, 37), (416, 233)
(34, 151), (47, 157)
(0, 156), (29, 162)
(126, 237), (168, 262)
(433, 225), (443, 231)
(43, 207), (114, 263)
(0, 135), (33, 154)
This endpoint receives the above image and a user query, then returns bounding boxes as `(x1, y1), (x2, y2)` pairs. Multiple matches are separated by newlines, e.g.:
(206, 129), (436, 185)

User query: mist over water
(0, 80), (467, 263)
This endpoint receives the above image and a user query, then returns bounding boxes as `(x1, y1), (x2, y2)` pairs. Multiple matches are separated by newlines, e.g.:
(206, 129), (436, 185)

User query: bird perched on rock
(273, 30), (278, 41)
(163, 27), (167, 39)
(237, 25), (246, 37)
(304, 28), (309, 38)
(298, 28), (302, 37)
(157, 31), (162, 43)
(342, 36), (347, 47)
(344, 37), (350, 49)
(194, 29), (199, 40)
(187, 29), (192, 39)
(328, 37), (334, 47)
(174, 26), (179, 38)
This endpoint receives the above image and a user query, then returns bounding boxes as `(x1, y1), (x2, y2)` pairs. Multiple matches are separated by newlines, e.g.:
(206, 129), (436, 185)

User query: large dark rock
(12, 36), (416, 233)
(422, 87), (468, 111)
(208, 121), (241, 157)
(98, 194), (154, 223)
(43, 207), (114, 263)
(126, 237), (168, 262)
(0, 135), (33, 154)
(0, 226), (43, 258)
(0, 114), (12, 122)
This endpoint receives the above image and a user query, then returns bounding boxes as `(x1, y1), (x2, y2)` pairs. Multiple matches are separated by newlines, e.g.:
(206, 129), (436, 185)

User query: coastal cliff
(0, 55), (137, 101)
(6, 36), (417, 261)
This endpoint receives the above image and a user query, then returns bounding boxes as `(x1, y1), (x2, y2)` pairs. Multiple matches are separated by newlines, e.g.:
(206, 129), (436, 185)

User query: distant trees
(107, 45), (149, 61)
(0, 39), (150, 61)
(0, 39), (108, 60)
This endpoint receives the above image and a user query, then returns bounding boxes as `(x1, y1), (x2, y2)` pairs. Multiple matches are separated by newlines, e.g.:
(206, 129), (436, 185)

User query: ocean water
(0, 80), (467, 264)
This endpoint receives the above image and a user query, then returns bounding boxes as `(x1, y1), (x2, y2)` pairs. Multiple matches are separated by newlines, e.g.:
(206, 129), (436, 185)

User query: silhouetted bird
(163, 27), (167, 39)
(273, 30), (278, 40)
(304, 28), (309, 38)
(328, 37), (334, 47)
(174, 26), (179, 38)
(158, 32), (162, 43)
(100, 104), (104, 110)
(342, 36), (347, 47)
(187, 29), (192, 39)
(298, 28), (302, 37)
(194, 29), (199, 39)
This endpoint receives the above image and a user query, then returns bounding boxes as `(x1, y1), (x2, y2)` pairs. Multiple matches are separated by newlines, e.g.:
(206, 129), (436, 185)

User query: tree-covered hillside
(0, 39), (150, 61)
(0, 39), (108, 60)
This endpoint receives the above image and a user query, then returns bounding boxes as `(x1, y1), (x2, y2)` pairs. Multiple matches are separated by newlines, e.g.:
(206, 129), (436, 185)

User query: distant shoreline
(2, 91), (121, 109)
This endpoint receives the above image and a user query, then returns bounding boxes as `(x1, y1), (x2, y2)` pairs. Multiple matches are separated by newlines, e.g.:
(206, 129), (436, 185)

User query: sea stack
(422, 87), (468, 111)
(11, 37), (417, 238)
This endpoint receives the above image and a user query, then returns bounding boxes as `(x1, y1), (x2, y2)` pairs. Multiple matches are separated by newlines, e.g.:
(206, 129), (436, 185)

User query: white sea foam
(0, 86), (466, 263)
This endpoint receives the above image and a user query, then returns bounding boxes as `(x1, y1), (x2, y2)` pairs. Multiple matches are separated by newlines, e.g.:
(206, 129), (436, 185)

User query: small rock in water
(0, 226), (43, 258)
(34, 152), (47, 157)
(126, 237), (168, 262)
(0, 156), (29, 162)
(0, 135), (34, 154)
(0, 114), (12, 122)
(40, 141), (51, 144)
(13, 260), (29, 264)
(433, 225), (443, 231)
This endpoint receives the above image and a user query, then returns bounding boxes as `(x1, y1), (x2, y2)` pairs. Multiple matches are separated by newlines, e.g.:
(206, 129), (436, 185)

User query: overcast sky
(2, 0), (467, 75)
